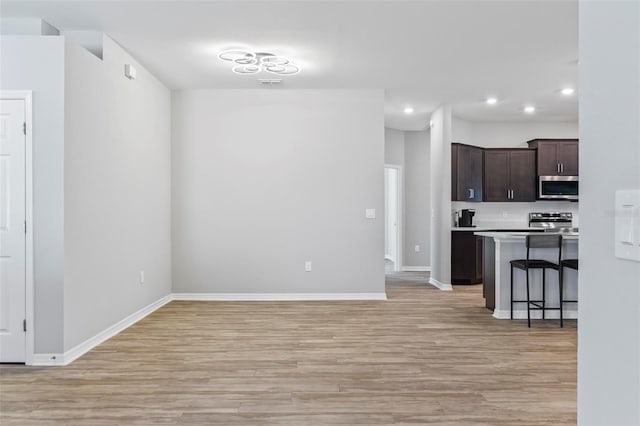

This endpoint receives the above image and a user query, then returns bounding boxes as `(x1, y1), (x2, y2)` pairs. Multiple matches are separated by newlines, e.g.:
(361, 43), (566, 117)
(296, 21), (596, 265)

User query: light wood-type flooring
(1, 279), (577, 425)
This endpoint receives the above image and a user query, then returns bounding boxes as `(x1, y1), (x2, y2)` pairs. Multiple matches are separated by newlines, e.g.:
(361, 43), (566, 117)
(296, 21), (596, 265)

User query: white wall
(172, 89), (385, 295)
(453, 118), (578, 148)
(62, 36), (172, 351)
(404, 130), (430, 267)
(0, 18), (59, 36)
(0, 36), (66, 353)
(429, 106), (452, 289)
(384, 127), (405, 165)
(452, 117), (473, 144)
(578, 1), (640, 424)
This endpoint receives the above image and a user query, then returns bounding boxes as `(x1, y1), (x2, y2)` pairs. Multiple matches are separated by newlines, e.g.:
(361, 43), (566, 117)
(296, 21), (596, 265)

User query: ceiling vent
(258, 78), (283, 85)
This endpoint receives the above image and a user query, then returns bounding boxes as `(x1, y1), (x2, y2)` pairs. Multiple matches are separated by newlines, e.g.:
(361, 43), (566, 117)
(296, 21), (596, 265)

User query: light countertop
(452, 225), (541, 232)
(474, 231), (579, 240)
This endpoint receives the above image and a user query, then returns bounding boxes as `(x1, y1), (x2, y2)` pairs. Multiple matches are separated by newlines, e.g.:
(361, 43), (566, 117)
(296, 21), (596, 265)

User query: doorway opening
(384, 165), (403, 273)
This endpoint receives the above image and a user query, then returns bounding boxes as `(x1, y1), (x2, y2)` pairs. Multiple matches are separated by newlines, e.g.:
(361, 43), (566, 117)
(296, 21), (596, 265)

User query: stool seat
(511, 259), (560, 270)
(510, 234), (563, 327)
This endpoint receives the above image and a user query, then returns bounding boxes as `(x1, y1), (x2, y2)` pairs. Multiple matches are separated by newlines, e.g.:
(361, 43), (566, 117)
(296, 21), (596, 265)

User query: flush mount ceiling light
(524, 105), (536, 114)
(404, 106), (414, 114)
(561, 87), (575, 96)
(486, 97), (498, 105)
(218, 49), (300, 75)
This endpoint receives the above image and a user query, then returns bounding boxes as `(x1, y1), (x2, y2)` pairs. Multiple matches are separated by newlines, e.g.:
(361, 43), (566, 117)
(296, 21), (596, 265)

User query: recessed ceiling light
(404, 107), (414, 114)
(561, 87), (575, 95)
(486, 97), (498, 105)
(524, 105), (536, 114)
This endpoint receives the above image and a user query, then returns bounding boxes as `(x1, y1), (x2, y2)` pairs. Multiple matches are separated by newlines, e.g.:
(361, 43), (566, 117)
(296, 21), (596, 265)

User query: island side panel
(495, 238), (578, 319)
(482, 236), (495, 310)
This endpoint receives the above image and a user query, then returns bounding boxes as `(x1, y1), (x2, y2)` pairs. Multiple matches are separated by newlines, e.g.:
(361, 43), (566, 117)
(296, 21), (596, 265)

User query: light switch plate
(615, 189), (640, 262)
(365, 208), (376, 219)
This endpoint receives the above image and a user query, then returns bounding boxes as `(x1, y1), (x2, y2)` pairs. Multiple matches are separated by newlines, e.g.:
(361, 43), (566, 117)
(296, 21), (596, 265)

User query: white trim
(401, 266), (431, 272)
(31, 294), (172, 366)
(385, 164), (403, 272)
(492, 308), (579, 320)
(1, 91), (34, 365)
(32, 353), (66, 366)
(428, 277), (453, 291)
(172, 293), (388, 301)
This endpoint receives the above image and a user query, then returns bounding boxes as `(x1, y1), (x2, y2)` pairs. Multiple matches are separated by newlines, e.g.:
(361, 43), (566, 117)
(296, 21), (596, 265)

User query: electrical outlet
(305, 261), (312, 272)
(415, 245), (420, 252)
(139, 270), (145, 285)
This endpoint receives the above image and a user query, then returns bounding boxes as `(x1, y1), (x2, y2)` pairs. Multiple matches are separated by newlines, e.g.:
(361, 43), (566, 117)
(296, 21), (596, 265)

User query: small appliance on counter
(459, 209), (476, 227)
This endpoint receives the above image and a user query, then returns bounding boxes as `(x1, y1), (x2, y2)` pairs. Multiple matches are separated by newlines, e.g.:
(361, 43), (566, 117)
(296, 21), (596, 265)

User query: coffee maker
(459, 209), (476, 227)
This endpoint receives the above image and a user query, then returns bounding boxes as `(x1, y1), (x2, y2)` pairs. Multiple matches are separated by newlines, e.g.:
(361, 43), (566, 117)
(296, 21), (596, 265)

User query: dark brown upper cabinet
(527, 139), (579, 176)
(483, 149), (536, 202)
(452, 143), (483, 202)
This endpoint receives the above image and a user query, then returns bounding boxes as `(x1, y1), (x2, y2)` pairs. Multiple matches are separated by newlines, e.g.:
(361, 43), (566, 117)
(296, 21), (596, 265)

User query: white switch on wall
(615, 190), (640, 262)
(365, 208), (376, 219)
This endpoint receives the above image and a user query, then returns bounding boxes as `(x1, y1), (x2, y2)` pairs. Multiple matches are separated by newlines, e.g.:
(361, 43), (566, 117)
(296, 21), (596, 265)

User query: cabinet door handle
(469, 188), (475, 199)
(557, 163), (561, 173)
(561, 163), (564, 174)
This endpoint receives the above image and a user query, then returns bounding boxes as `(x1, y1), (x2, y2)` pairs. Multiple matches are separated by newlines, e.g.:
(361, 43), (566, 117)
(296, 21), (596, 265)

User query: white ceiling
(2, 0), (578, 130)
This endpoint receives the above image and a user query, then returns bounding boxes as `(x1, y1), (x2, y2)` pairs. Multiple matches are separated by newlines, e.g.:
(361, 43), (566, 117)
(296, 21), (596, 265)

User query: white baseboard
(493, 309), (579, 320)
(401, 266), (431, 272)
(172, 293), (388, 301)
(31, 294), (173, 367)
(428, 277), (453, 291)
(32, 353), (66, 366)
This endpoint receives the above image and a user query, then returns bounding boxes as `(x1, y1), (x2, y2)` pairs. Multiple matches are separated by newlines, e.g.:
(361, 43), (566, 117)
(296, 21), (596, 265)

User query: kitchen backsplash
(452, 201), (579, 228)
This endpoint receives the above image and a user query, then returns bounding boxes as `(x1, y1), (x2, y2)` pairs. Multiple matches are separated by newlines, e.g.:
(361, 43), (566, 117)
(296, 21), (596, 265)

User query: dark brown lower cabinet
(451, 231), (483, 284)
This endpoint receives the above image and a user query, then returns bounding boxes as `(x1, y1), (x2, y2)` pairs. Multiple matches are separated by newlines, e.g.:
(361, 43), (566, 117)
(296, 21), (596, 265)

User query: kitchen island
(476, 231), (578, 320)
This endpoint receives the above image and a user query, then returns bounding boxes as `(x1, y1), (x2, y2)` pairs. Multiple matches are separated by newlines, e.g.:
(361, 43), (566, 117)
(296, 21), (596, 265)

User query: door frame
(384, 164), (403, 272)
(1, 91), (34, 365)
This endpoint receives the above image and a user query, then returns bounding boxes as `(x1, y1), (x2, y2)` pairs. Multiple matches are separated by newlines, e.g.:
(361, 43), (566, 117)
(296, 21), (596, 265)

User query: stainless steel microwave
(539, 176), (579, 200)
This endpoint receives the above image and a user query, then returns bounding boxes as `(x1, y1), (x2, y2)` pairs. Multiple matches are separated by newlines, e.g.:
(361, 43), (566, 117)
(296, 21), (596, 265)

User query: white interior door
(0, 99), (26, 362)
(384, 167), (399, 270)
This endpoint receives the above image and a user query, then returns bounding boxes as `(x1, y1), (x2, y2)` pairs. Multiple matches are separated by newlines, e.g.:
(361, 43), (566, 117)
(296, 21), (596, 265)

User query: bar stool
(510, 235), (563, 327)
(559, 259), (579, 325)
